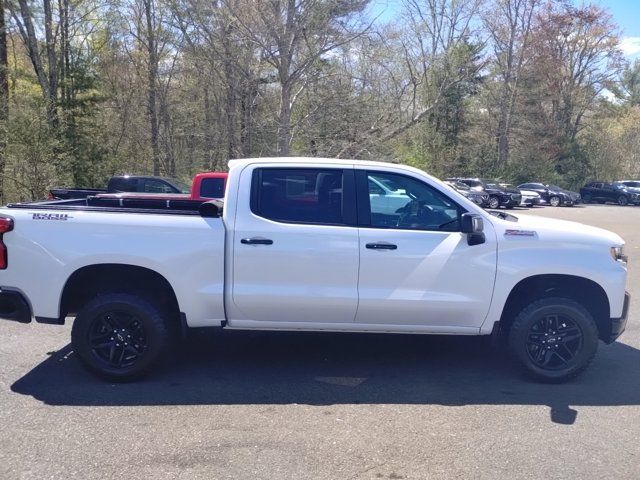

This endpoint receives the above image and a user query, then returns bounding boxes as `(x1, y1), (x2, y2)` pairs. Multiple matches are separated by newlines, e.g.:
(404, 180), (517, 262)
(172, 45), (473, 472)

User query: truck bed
(8, 196), (223, 217)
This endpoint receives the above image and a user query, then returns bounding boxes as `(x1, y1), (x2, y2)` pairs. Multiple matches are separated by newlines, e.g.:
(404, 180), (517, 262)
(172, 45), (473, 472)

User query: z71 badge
(32, 213), (73, 221)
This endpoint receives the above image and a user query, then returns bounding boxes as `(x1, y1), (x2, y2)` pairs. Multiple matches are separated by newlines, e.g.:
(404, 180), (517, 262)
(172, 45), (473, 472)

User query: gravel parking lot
(1, 204), (638, 480)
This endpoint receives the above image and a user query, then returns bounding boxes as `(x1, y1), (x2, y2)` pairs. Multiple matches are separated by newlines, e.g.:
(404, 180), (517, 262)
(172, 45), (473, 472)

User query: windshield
(622, 181), (640, 188)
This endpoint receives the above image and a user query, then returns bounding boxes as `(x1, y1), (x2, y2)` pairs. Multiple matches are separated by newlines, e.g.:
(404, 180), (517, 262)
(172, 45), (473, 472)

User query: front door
(229, 165), (359, 325)
(355, 169), (497, 331)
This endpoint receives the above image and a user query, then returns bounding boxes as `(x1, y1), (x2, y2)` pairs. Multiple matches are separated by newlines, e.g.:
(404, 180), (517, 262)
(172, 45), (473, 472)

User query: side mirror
(461, 213), (485, 246)
(461, 213), (483, 234)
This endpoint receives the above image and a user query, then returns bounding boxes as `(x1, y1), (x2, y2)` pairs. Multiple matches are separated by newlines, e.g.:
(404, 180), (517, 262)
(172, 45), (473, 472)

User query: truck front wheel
(71, 293), (171, 381)
(508, 297), (598, 382)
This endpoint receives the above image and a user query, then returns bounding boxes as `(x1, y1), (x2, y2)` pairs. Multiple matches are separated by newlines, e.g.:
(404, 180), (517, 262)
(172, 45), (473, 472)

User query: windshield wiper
(489, 211), (518, 222)
(438, 219), (459, 229)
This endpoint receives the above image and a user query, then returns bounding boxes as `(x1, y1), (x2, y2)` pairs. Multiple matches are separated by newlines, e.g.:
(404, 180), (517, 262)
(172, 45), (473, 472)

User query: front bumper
(605, 291), (630, 344)
(500, 194), (521, 207)
(0, 289), (32, 323)
(521, 197), (541, 206)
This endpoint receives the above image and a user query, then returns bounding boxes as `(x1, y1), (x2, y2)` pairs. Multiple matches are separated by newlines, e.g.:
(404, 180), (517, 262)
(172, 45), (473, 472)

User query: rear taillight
(0, 217), (14, 269)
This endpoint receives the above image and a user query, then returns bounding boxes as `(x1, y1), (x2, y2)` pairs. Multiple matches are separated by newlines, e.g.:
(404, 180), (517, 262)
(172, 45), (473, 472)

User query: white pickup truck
(0, 158), (629, 382)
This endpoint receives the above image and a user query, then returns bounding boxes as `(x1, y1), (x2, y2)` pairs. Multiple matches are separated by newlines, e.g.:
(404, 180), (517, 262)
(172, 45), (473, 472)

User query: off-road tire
(508, 297), (598, 383)
(71, 293), (171, 381)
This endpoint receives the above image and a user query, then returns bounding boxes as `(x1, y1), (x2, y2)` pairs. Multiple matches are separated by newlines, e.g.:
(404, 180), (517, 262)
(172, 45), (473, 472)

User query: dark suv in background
(517, 182), (580, 207)
(580, 182), (640, 206)
(443, 180), (489, 207)
(449, 178), (521, 209)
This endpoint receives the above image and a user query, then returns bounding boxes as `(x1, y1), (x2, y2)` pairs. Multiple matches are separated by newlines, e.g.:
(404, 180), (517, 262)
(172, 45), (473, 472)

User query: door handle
(241, 238), (273, 245)
(366, 242), (397, 250)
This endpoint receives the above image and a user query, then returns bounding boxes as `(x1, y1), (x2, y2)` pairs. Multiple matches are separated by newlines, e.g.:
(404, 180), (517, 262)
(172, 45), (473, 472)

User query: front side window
(252, 168), (344, 225)
(366, 172), (461, 231)
(143, 180), (175, 193)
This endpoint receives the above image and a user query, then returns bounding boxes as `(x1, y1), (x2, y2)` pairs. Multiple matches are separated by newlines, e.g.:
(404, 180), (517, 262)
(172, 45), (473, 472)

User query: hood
(489, 213), (624, 247)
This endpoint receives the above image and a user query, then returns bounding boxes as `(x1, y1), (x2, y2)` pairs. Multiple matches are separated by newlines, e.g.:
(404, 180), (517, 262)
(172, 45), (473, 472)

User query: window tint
(143, 180), (175, 193)
(461, 180), (482, 188)
(252, 169), (344, 225)
(110, 177), (138, 192)
(200, 178), (226, 198)
(367, 172), (461, 231)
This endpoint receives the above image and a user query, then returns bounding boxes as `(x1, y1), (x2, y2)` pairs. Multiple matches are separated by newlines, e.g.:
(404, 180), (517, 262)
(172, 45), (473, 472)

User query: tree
(230, 0), (369, 155)
(483, 0), (539, 167)
(0, 0), (8, 202)
(620, 59), (640, 107)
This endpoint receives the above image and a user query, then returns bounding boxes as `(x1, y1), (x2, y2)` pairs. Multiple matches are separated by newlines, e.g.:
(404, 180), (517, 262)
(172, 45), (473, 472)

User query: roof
(226, 156), (446, 181)
(228, 156), (403, 169)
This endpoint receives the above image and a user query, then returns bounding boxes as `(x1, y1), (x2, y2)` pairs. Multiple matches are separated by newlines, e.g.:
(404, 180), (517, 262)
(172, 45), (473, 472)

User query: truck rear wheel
(71, 294), (171, 381)
(508, 297), (598, 383)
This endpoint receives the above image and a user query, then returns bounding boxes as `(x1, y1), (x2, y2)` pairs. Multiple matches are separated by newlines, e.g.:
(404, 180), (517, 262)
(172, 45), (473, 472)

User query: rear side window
(251, 168), (345, 225)
(200, 178), (226, 198)
(110, 177), (138, 192)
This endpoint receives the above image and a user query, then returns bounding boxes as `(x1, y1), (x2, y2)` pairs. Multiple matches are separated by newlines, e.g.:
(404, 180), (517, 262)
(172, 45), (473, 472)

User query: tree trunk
(16, 0), (51, 104)
(144, 0), (161, 176)
(0, 0), (8, 203)
(221, 25), (238, 159)
(496, 105), (510, 166)
(277, 82), (292, 156)
(43, 0), (58, 126)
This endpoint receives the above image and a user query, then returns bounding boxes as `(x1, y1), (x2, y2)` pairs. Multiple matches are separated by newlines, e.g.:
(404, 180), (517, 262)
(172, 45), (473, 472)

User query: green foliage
(1, 0), (638, 203)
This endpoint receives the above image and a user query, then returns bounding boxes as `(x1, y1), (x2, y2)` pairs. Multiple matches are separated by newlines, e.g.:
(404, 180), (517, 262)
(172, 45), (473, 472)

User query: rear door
(590, 183), (604, 200)
(354, 168), (497, 331)
(228, 164), (360, 325)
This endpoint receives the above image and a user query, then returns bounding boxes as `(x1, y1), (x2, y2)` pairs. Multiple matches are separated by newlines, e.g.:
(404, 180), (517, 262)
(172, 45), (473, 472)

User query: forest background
(0, 0), (639, 202)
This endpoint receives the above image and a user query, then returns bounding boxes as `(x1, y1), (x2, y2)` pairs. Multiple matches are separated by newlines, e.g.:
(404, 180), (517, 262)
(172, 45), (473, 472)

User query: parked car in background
(500, 184), (541, 207)
(49, 175), (192, 200)
(618, 180), (640, 189)
(94, 172), (228, 203)
(580, 182), (640, 206)
(444, 180), (489, 207)
(517, 183), (580, 207)
(450, 178), (521, 209)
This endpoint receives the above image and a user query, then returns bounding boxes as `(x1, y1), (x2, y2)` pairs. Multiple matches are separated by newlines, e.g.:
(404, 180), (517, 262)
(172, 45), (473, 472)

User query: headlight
(611, 246), (627, 263)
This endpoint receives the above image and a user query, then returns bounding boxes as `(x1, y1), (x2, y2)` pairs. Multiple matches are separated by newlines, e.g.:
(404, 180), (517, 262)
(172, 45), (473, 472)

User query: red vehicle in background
(94, 172), (228, 203)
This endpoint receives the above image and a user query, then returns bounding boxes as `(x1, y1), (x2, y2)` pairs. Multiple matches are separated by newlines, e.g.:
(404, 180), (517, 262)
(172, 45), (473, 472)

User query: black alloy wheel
(71, 293), (171, 381)
(618, 195), (629, 206)
(88, 311), (148, 369)
(549, 195), (561, 207)
(488, 196), (500, 209)
(508, 297), (598, 382)
(525, 315), (583, 371)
